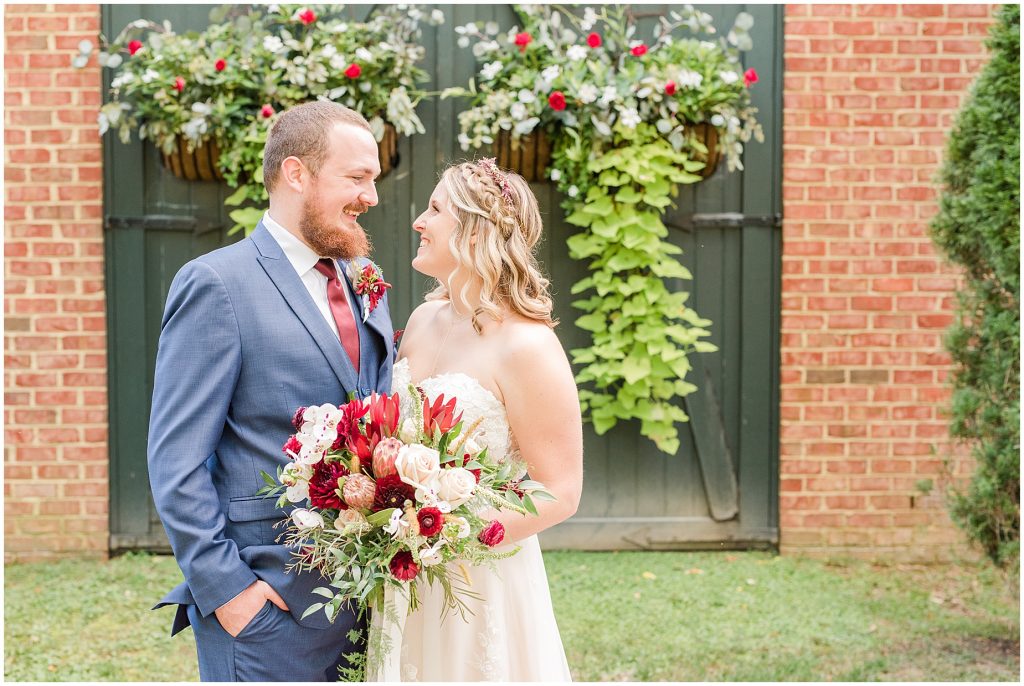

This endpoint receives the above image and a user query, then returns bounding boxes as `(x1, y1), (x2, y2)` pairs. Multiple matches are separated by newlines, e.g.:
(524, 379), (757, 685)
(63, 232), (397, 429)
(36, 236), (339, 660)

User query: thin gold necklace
(427, 302), (472, 377)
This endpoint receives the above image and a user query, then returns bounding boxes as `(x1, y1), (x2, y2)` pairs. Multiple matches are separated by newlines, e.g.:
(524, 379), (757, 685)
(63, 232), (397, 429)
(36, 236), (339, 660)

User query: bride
(371, 159), (583, 681)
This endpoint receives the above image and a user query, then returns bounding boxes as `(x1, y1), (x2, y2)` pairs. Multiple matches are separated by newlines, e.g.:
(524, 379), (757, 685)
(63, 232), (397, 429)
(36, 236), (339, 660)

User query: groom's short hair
(263, 101), (373, 193)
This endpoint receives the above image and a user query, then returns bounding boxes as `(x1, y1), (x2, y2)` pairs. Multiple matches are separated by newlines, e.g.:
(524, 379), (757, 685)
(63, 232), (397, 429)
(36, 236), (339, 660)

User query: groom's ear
(281, 156), (307, 193)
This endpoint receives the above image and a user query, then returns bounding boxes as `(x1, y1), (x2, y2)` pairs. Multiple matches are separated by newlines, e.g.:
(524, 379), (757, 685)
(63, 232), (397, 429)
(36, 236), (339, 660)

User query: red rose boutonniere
(351, 262), (392, 321)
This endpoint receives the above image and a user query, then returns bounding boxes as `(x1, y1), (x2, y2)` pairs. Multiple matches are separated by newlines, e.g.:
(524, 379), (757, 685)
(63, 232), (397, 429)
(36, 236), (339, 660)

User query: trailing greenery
(447, 5), (763, 453)
(559, 123), (716, 453)
(930, 4), (1020, 569)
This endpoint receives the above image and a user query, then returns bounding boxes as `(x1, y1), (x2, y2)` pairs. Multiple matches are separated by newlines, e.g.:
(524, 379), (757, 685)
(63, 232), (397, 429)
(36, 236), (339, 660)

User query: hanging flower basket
(495, 129), (551, 182)
(160, 123), (400, 184)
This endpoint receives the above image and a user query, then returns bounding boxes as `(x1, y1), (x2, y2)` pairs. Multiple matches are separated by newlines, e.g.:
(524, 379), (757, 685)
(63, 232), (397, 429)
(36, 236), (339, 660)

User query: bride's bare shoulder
(496, 317), (565, 362)
(406, 300), (447, 329)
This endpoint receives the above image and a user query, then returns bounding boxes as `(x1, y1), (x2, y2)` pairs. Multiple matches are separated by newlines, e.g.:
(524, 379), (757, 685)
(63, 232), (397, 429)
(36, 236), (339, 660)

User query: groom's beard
(299, 186), (372, 260)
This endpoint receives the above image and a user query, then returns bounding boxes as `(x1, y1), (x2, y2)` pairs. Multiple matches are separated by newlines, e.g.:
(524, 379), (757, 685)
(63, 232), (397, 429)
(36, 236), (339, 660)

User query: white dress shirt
(261, 211), (355, 338)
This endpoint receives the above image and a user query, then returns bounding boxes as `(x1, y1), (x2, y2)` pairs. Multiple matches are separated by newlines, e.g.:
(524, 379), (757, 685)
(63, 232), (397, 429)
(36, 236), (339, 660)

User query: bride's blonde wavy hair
(425, 159), (557, 333)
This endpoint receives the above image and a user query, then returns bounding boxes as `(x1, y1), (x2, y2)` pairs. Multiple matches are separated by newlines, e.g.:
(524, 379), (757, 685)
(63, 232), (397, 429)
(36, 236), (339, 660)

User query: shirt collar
(262, 211), (323, 277)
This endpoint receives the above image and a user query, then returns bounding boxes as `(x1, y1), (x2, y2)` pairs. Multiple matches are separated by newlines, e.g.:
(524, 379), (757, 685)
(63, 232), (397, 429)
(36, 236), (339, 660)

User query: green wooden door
(105, 4), (781, 552)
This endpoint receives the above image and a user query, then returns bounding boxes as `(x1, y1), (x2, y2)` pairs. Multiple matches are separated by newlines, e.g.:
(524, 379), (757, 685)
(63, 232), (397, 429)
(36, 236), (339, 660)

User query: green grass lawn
(4, 550), (1019, 681)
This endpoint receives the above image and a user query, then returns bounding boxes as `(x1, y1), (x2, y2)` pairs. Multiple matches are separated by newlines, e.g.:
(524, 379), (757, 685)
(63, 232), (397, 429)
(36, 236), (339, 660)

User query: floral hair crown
(476, 157), (514, 206)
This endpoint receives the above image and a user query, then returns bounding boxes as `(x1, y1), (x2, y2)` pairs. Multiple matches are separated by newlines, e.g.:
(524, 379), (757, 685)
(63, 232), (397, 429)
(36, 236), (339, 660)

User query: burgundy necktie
(313, 258), (361, 372)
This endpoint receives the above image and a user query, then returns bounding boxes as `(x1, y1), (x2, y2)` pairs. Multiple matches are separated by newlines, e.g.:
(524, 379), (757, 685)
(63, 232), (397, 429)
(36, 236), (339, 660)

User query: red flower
(374, 473), (414, 511)
(127, 40), (143, 56)
(478, 520), (505, 547)
(297, 8), (316, 25)
(354, 264), (392, 315)
(309, 460), (349, 510)
(345, 63), (361, 79)
(173, 76), (185, 92)
(631, 44), (647, 57)
(389, 550), (419, 581)
(291, 406), (307, 431)
(282, 435), (301, 457)
(422, 393), (462, 437)
(587, 32), (602, 48)
(548, 91), (567, 111)
(215, 58), (226, 72)
(514, 32), (532, 52)
(665, 81), (676, 96)
(744, 68), (759, 87)
(417, 507), (444, 537)
(261, 104), (275, 119)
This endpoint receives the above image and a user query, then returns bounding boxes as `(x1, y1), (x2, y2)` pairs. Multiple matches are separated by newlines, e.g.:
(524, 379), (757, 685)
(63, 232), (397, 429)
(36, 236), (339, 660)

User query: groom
(148, 101), (394, 681)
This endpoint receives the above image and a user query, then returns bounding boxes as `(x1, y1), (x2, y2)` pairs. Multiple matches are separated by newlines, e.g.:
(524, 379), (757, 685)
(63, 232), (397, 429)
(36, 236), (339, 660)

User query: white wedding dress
(368, 357), (572, 682)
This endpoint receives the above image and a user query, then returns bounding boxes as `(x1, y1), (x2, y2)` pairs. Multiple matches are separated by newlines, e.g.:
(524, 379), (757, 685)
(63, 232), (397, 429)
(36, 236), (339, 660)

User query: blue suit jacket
(148, 222), (394, 634)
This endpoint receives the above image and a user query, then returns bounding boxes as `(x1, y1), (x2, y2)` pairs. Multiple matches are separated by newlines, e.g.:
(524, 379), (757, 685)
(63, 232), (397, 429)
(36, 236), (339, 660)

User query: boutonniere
(350, 261), (392, 322)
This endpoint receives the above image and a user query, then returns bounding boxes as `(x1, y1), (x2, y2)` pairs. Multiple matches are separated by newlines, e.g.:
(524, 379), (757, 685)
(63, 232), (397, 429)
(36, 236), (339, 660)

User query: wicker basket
(494, 129), (552, 182)
(160, 137), (224, 182)
(160, 123), (401, 183)
(690, 123), (722, 179)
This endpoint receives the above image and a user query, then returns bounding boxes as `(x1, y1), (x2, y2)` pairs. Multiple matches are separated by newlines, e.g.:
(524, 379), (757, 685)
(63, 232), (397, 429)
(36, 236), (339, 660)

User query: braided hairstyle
(425, 159), (556, 333)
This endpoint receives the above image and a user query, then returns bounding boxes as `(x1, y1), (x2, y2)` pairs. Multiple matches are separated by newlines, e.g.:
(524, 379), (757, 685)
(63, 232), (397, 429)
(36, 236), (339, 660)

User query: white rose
(399, 418), (419, 443)
(419, 540), (445, 567)
(395, 444), (441, 491)
(334, 508), (367, 532)
(435, 468), (476, 507)
(291, 508), (324, 530)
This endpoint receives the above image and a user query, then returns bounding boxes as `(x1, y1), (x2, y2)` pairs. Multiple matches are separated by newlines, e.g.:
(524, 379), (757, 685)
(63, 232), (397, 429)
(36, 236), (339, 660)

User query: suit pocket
(234, 600), (275, 639)
(227, 496), (291, 547)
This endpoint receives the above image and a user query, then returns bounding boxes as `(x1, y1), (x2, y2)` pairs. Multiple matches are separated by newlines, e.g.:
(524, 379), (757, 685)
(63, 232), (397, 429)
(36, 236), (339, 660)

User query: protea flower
(342, 473), (375, 509)
(372, 437), (402, 477)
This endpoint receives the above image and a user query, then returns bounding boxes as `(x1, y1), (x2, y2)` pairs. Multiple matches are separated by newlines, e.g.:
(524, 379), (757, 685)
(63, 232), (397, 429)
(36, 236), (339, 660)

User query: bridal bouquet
(258, 388), (554, 625)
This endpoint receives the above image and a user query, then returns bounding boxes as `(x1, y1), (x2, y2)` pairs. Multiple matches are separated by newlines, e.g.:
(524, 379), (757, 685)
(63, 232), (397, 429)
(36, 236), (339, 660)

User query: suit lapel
(251, 224), (358, 391)
(339, 258), (393, 356)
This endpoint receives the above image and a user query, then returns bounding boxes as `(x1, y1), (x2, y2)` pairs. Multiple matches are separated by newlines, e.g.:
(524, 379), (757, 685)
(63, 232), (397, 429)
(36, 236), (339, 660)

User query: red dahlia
(374, 473), (414, 511)
(309, 460), (349, 510)
(417, 507), (444, 537)
(389, 550), (419, 580)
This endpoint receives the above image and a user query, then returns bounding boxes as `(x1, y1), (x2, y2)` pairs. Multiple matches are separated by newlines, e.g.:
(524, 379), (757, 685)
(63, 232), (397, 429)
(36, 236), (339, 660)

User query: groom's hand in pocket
(214, 579), (290, 637)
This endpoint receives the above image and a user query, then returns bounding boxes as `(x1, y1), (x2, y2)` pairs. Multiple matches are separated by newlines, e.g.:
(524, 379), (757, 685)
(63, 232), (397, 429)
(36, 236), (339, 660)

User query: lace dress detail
(369, 358), (571, 682)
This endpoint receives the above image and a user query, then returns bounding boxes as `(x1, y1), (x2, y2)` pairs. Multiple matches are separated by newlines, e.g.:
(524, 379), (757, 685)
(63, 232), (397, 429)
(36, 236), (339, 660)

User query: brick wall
(2, 4), (999, 562)
(4, 3), (108, 561)
(780, 4), (995, 560)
